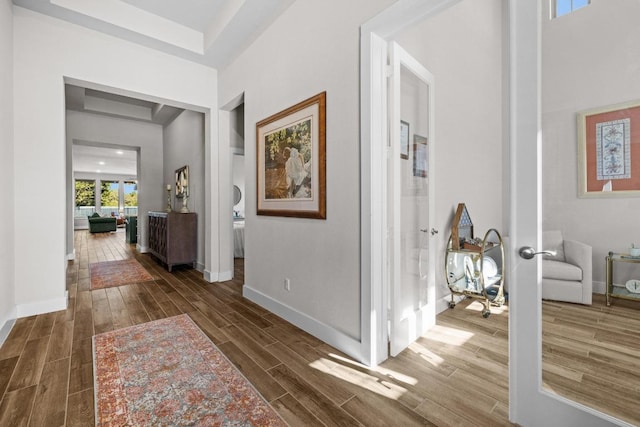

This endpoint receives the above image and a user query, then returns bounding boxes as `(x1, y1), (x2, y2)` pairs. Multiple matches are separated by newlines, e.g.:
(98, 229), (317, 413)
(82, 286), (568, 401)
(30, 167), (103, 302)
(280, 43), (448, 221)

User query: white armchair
(542, 230), (592, 305)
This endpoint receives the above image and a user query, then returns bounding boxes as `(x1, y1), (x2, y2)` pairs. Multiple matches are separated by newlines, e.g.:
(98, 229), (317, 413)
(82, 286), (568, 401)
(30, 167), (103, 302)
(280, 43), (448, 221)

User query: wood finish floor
(542, 295), (640, 425)
(1, 229), (634, 425)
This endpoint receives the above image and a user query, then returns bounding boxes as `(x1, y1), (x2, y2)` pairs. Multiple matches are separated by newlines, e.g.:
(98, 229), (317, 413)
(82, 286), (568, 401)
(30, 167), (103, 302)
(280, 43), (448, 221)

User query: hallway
(0, 230), (511, 426)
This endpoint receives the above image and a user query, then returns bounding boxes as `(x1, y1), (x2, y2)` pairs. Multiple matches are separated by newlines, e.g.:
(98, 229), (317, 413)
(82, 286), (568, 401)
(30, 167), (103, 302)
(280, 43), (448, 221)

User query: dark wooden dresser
(148, 211), (197, 271)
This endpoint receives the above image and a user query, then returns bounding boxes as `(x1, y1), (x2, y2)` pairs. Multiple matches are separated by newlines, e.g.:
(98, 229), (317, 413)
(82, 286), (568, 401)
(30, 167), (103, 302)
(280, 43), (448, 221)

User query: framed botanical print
(577, 99), (640, 197)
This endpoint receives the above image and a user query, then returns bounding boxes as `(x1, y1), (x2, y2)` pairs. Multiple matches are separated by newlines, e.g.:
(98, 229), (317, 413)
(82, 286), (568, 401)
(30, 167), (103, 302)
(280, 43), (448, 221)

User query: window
(123, 181), (138, 216)
(100, 180), (119, 216)
(75, 179), (96, 217)
(553, 0), (590, 18)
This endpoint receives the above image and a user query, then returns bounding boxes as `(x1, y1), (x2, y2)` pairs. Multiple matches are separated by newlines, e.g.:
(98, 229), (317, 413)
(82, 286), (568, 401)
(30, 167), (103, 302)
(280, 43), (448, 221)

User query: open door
(387, 42), (436, 356)
(362, 0), (628, 423)
(509, 1), (621, 425)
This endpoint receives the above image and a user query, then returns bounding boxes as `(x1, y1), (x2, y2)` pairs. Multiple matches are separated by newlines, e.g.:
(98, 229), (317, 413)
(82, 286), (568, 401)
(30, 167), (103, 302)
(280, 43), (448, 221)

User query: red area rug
(93, 314), (286, 426)
(89, 259), (154, 290)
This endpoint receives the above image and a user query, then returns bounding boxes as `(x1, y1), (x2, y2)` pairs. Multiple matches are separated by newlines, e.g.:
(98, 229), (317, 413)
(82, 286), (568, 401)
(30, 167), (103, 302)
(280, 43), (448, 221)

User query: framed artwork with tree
(256, 92), (326, 219)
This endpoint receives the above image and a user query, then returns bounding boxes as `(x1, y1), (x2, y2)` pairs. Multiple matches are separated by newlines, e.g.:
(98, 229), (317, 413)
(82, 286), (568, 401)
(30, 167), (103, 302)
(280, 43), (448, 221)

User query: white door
(362, 0), (626, 423)
(388, 42), (436, 357)
(509, 1), (620, 425)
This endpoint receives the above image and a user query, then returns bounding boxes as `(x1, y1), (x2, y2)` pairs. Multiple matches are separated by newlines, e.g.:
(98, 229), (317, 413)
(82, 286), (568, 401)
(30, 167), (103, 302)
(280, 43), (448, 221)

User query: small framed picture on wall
(400, 120), (410, 160)
(413, 134), (428, 178)
(175, 165), (189, 198)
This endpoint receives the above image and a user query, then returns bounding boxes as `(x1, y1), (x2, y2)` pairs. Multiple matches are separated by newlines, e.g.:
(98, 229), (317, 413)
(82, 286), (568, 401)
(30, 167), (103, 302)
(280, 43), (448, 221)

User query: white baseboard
(202, 269), (232, 283)
(0, 318), (16, 347)
(203, 270), (215, 282)
(218, 270), (232, 282)
(66, 249), (76, 261)
(437, 293), (465, 314)
(593, 280), (606, 295)
(16, 291), (68, 318)
(243, 285), (362, 362)
(137, 244), (148, 253)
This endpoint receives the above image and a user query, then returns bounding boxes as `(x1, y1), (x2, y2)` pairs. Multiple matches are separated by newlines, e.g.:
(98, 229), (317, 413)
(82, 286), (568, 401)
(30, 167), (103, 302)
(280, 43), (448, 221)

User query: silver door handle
(519, 246), (557, 260)
(420, 228), (438, 236)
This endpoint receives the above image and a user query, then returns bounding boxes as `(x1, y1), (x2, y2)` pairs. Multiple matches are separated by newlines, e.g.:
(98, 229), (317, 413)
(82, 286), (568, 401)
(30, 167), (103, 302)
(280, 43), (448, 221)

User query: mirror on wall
(233, 185), (242, 205)
(541, 1), (640, 424)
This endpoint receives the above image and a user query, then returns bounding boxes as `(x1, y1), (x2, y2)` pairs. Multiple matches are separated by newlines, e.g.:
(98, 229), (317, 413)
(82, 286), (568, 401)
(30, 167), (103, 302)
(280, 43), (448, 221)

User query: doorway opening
(64, 80), (208, 276)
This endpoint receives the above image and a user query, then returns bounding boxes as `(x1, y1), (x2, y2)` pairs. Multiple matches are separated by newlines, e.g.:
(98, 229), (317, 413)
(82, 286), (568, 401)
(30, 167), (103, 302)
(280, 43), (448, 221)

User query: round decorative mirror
(233, 185), (242, 205)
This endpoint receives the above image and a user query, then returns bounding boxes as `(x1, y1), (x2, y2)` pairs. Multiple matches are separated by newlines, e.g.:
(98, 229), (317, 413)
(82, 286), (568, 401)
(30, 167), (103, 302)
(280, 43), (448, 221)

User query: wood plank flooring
(1, 229), (632, 425)
(542, 295), (640, 425)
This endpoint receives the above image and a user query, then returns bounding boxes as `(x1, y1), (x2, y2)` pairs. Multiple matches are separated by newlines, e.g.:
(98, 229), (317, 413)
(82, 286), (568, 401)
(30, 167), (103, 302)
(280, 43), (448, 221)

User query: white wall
(219, 0), (395, 343)
(0, 0), (15, 342)
(163, 110), (205, 268)
(395, 0), (505, 301)
(66, 111), (164, 253)
(230, 104), (244, 150)
(13, 6), (221, 317)
(542, 0), (640, 289)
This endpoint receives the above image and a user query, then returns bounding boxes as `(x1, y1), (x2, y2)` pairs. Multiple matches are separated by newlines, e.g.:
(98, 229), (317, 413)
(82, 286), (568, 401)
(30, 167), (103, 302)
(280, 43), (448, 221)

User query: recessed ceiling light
(98, 161), (105, 165)
(116, 151), (124, 155)
(96, 169), (101, 173)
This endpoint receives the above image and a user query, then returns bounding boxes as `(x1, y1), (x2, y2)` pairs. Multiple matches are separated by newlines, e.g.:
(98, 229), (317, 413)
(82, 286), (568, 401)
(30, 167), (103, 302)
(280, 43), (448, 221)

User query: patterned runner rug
(93, 314), (287, 426)
(89, 259), (154, 290)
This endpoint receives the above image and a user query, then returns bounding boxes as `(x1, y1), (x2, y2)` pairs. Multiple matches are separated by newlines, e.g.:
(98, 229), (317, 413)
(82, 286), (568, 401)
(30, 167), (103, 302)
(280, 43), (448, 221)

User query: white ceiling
(72, 145), (138, 176)
(67, 83), (182, 176)
(65, 84), (184, 126)
(20, 0), (283, 175)
(13, 0), (295, 68)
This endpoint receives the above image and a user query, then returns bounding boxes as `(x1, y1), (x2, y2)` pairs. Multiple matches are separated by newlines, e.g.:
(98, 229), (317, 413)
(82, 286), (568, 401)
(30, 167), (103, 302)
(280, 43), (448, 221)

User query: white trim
(198, 266), (231, 282)
(203, 270), (212, 282)
(66, 248), (76, 261)
(16, 291), (68, 318)
(436, 294), (464, 314)
(203, 269), (216, 282)
(194, 261), (206, 273)
(360, 0), (463, 367)
(359, 30), (388, 367)
(137, 244), (148, 253)
(243, 284), (362, 362)
(0, 317), (17, 347)
(217, 270), (232, 282)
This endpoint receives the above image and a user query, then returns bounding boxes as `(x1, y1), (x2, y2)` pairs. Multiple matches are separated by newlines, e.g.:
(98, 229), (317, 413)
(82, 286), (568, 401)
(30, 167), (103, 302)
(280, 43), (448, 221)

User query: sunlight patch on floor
(423, 324), (474, 346)
(308, 357), (408, 400)
(407, 341), (445, 367)
(306, 352), (426, 401)
(326, 353), (418, 385)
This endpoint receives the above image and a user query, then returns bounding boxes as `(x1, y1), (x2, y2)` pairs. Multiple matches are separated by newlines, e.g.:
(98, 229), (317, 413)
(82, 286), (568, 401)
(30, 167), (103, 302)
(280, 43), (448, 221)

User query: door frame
(360, 0), (463, 367)
(361, 0), (622, 424)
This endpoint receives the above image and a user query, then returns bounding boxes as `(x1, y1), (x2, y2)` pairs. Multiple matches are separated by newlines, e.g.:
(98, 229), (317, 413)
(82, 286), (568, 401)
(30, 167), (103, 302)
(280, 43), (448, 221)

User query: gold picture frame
(256, 92), (326, 219)
(577, 99), (640, 198)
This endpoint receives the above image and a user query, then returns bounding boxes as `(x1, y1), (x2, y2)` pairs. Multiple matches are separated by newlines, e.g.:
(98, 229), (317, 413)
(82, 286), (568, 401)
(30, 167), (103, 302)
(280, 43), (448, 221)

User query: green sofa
(88, 213), (117, 233)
